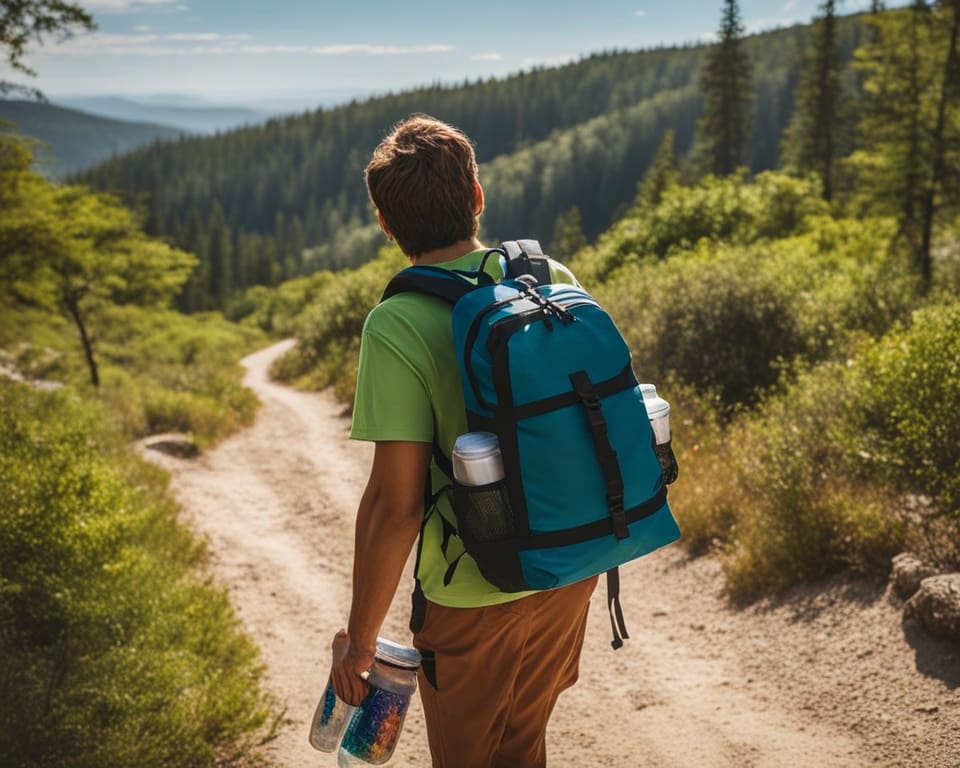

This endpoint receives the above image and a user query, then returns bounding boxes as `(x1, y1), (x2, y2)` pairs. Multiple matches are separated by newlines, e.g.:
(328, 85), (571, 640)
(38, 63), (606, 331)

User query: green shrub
(573, 170), (828, 282)
(675, 301), (960, 601)
(712, 362), (906, 600)
(279, 245), (406, 399)
(600, 244), (807, 408)
(0, 382), (272, 767)
(596, 215), (915, 412)
(227, 270), (335, 336)
(853, 301), (960, 519)
(763, 215), (918, 350)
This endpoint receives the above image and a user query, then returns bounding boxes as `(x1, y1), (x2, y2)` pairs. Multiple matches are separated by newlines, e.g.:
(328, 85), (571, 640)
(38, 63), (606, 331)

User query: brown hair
(365, 114), (480, 256)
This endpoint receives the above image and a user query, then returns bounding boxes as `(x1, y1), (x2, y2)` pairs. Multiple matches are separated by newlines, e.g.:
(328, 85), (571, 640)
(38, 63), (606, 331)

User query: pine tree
(852, 0), (960, 290)
(176, 207), (207, 312)
(636, 129), (679, 208)
(782, 1), (846, 201)
(550, 207), (588, 261)
(207, 202), (232, 309)
(698, 0), (753, 177)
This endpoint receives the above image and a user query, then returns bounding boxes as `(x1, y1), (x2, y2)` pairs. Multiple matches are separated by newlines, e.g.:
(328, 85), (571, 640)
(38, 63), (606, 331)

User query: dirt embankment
(145, 340), (959, 768)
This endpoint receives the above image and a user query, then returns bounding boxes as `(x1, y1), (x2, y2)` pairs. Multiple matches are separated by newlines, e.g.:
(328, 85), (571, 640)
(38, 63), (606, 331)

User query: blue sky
(9, 0), (876, 106)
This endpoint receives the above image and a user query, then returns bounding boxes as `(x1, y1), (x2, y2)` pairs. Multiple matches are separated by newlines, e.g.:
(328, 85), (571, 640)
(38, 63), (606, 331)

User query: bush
(599, 244), (807, 409)
(677, 300), (960, 601)
(573, 170), (828, 282)
(0, 382), (272, 767)
(852, 301), (960, 519)
(718, 360), (906, 599)
(596, 215), (916, 412)
(227, 270), (335, 336)
(278, 245), (406, 399)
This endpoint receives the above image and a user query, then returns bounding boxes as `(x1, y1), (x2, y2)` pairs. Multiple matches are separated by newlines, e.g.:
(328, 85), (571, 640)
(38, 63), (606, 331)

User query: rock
(903, 574), (960, 641)
(889, 552), (939, 600)
(138, 433), (199, 458)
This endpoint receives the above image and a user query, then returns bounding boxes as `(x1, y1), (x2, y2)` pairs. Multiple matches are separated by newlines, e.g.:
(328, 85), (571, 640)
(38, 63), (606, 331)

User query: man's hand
(330, 629), (374, 706)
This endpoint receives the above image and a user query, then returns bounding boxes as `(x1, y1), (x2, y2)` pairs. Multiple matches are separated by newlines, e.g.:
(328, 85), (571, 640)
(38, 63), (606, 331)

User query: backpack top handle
(501, 240), (553, 286)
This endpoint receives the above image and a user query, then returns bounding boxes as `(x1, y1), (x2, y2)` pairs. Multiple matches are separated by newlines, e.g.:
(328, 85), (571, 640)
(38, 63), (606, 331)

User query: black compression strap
(513, 363), (637, 421)
(607, 568), (629, 650)
(523, 485), (667, 550)
(410, 468), (435, 634)
(570, 370), (629, 540)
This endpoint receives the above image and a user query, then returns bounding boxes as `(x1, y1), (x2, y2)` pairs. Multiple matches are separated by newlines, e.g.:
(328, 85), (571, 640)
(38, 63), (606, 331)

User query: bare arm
(330, 440), (431, 705)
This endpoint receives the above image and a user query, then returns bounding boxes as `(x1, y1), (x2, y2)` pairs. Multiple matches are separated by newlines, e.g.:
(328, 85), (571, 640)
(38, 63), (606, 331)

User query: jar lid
(375, 637), (421, 669)
(453, 432), (499, 458)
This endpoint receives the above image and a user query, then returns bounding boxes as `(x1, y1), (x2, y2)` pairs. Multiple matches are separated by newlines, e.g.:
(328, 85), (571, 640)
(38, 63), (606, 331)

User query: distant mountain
(0, 100), (182, 178)
(54, 96), (268, 135)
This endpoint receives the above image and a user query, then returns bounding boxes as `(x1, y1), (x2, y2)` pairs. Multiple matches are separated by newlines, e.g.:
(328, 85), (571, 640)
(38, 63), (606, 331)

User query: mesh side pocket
(453, 479), (515, 543)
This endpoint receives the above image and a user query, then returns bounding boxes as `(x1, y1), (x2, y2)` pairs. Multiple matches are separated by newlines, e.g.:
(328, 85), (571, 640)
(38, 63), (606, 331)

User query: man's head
(365, 114), (482, 257)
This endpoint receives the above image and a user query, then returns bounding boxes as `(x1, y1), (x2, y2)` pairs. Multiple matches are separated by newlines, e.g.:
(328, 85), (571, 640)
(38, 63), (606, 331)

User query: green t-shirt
(350, 248), (578, 607)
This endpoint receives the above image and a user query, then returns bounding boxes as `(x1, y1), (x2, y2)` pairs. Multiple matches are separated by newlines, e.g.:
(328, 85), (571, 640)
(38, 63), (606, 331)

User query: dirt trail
(148, 340), (959, 768)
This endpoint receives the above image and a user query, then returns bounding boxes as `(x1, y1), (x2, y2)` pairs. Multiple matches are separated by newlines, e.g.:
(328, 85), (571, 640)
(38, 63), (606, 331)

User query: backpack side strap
(381, 266), (477, 304)
(501, 240), (553, 286)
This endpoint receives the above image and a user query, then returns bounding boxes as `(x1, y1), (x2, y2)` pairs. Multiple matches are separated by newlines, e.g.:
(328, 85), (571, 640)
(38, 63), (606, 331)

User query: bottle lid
(639, 383), (669, 418)
(375, 637), (421, 669)
(453, 431), (499, 458)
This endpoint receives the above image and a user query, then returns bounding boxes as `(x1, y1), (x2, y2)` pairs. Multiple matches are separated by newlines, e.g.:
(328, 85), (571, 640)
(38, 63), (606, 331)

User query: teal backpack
(382, 240), (681, 648)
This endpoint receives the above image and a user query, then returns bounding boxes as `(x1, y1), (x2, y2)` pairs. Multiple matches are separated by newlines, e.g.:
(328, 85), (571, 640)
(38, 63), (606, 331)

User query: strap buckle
(607, 492), (628, 540)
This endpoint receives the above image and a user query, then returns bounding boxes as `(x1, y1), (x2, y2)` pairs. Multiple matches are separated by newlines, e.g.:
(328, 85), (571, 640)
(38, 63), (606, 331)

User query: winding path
(148, 340), (959, 767)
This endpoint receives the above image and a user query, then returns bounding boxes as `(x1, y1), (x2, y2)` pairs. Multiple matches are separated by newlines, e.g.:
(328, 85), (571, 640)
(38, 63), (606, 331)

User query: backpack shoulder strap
(501, 239), (553, 286)
(381, 265), (477, 305)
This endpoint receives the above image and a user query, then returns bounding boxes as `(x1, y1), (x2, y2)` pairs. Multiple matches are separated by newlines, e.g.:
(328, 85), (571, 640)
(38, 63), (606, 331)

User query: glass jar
(337, 638), (421, 766)
(308, 674), (355, 752)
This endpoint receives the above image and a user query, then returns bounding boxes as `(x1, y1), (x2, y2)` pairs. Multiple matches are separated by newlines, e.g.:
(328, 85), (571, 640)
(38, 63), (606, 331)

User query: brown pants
(412, 575), (598, 768)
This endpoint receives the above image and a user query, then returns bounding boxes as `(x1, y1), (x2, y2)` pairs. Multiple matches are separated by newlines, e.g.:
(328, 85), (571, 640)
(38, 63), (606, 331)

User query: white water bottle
(640, 384), (678, 485)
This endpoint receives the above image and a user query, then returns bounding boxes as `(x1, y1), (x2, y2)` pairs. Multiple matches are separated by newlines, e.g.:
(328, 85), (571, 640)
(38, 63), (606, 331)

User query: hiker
(329, 114), (599, 768)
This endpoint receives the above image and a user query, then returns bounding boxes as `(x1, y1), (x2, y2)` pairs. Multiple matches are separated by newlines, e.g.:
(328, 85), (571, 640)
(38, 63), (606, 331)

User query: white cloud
(43, 33), (453, 59)
(782, 0), (797, 11)
(635, 10), (647, 17)
(471, 52), (502, 62)
(310, 44), (454, 56)
(166, 33), (251, 42)
(80, 0), (185, 12)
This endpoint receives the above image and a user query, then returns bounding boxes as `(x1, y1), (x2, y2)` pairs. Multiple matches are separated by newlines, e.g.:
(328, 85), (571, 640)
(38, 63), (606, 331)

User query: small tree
(697, 0), (754, 177)
(1, 136), (195, 386)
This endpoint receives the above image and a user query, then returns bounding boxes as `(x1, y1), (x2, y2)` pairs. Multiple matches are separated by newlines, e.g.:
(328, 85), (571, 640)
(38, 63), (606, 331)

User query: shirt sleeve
(350, 326), (434, 443)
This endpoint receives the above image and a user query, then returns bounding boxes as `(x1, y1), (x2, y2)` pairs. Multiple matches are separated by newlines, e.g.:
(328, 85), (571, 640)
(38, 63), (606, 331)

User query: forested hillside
(79, 16), (871, 311)
(0, 100), (181, 177)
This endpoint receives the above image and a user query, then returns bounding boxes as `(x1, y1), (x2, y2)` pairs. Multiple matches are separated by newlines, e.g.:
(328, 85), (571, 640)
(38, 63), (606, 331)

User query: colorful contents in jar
(321, 681), (338, 725)
(340, 688), (409, 764)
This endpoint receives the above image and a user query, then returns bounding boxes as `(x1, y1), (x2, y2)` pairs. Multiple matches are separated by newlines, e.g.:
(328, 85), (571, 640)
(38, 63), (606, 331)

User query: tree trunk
(918, 0), (960, 291)
(64, 296), (99, 388)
